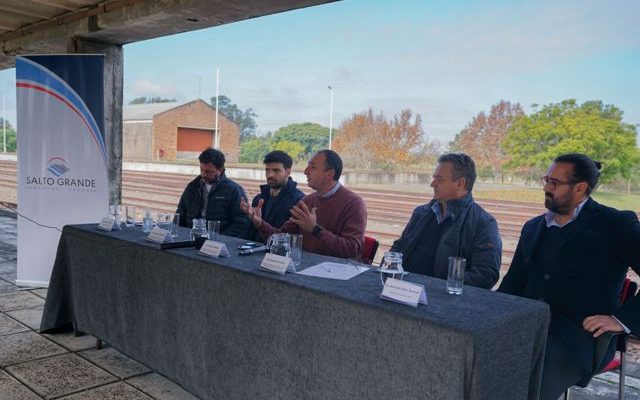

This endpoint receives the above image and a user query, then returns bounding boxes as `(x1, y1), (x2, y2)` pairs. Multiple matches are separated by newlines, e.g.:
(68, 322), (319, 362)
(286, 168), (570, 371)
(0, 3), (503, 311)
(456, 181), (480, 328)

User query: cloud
(128, 79), (179, 98)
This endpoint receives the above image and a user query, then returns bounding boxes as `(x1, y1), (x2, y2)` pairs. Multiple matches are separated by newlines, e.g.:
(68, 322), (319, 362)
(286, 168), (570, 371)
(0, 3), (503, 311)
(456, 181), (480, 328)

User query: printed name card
(97, 216), (120, 231)
(199, 240), (230, 258)
(380, 278), (428, 308)
(259, 253), (295, 275)
(146, 227), (171, 243)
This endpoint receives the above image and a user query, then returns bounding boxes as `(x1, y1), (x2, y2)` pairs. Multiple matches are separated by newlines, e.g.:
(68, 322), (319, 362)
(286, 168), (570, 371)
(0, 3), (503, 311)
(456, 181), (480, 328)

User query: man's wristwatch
(312, 225), (322, 237)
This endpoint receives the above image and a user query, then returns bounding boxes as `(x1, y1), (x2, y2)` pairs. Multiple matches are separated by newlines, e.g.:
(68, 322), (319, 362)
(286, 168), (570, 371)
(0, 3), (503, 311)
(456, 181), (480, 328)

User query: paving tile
(569, 377), (640, 399)
(0, 276), (16, 286)
(43, 332), (98, 352)
(30, 288), (48, 300)
(6, 353), (117, 399)
(7, 306), (44, 330)
(0, 277), (17, 293)
(0, 331), (67, 367)
(0, 370), (41, 400)
(79, 347), (151, 379)
(127, 373), (201, 400)
(58, 381), (153, 400)
(0, 312), (30, 336)
(0, 291), (44, 311)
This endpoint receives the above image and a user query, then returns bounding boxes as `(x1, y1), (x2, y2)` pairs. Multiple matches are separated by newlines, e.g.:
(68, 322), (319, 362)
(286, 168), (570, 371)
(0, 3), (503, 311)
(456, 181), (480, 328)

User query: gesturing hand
(582, 315), (625, 337)
(289, 201), (318, 233)
(240, 198), (264, 227)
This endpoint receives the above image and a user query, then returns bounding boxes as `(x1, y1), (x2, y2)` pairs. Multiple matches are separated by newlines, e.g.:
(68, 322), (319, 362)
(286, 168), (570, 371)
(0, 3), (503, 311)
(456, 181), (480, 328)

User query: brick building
(123, 99), (240, 162)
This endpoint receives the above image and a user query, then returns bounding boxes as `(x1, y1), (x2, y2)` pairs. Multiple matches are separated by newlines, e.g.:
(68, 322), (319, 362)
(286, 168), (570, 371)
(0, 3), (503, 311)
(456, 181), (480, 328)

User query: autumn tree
(450, 100), (524, 181)
(333, 108), (426, 170)
(502, 99), (639, 183)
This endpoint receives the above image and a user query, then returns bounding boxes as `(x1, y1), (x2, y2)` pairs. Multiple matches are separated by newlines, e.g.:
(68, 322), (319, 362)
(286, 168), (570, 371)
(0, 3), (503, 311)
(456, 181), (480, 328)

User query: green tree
(239, 137), (271, 163)
(272, 140), (306, 161)
(502, 99), (639, 183)
(129, 97), (176, 104)
(210, 95), (258, 142)
(0, 118), (17, 153)
(271, 122), (329, 160)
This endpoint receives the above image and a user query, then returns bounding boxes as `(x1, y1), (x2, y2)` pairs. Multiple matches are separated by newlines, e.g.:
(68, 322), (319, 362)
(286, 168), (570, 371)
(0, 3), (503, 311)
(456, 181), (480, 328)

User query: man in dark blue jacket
(176, 148), (249, 237)
(499, 153), (640, 400)
(390, 153), (501, 289)
(246, 150), (305, 242)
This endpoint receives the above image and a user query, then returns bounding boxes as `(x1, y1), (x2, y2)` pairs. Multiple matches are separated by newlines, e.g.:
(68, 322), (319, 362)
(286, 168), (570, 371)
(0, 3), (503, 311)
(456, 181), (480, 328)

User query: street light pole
(2, 95), (5, 153)
(214, 67), (220, 149)
(328, 86), (333, 150)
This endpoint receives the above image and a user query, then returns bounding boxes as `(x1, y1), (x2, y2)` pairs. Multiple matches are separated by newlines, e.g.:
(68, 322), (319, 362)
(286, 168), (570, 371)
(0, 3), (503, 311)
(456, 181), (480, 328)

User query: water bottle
(142, 209), (153, 233)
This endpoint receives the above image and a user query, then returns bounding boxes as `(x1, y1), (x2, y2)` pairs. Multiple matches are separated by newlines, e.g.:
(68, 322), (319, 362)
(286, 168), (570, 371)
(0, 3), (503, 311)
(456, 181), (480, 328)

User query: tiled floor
(0, 212), (639, 399)
(0, 214), (200, 400)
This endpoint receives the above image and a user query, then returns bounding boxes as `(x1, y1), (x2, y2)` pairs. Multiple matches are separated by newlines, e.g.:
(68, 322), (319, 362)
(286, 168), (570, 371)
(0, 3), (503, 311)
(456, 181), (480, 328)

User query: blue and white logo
(46, 157), (70, 176)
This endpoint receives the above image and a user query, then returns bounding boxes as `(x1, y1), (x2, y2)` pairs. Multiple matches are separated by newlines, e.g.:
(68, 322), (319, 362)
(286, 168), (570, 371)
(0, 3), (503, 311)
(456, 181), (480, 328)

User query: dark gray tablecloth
(41, 224), (550, 400)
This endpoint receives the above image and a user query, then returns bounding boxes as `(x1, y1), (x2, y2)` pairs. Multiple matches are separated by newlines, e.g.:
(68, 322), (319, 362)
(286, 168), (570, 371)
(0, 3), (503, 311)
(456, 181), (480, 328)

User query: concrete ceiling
(0, 0), (337, 69)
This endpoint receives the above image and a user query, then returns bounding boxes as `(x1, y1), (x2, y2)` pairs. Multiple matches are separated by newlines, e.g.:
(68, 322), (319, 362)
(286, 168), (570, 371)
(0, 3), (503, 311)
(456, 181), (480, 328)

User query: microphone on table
(238, 246), (268, 255)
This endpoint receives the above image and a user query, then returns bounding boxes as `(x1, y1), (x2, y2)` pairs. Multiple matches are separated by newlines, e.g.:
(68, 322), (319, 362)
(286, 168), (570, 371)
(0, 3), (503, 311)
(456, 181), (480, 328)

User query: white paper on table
(297, 262), (369, 280)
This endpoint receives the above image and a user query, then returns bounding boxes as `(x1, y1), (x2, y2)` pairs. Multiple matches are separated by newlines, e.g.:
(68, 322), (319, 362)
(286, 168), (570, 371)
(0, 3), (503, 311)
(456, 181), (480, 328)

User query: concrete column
(69, 38), (123, 205)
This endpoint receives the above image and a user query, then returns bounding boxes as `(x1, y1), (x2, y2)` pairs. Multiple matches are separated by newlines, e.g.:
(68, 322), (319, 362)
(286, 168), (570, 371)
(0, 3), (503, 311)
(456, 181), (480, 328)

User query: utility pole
(2, 95), (5, 153)
(328, 86), (333, 150)
(214, 67), (220, 149)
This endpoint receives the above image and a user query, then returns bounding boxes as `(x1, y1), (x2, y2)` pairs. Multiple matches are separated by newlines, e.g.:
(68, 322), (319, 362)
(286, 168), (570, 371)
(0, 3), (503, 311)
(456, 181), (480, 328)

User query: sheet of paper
(297, 262), (369, 280)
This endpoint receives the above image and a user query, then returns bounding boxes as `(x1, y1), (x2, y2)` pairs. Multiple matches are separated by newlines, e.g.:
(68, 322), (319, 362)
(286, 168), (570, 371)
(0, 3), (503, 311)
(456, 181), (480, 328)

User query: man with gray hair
(390, 153), (501, 288)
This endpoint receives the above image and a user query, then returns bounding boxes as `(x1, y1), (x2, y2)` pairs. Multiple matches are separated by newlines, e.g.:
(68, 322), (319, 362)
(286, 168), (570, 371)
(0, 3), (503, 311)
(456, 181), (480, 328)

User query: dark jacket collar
(429, 191), (474, 221)
(527, 196), (600, 257)
(259, 177), (298, 198)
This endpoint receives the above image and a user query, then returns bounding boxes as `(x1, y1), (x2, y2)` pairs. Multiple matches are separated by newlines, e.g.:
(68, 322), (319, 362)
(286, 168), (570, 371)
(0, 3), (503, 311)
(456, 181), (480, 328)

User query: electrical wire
(0, 201), (62, 232)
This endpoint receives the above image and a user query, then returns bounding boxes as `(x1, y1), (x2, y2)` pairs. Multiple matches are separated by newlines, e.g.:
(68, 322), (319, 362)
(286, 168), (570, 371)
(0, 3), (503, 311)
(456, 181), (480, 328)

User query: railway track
(0, 159), (538, 266)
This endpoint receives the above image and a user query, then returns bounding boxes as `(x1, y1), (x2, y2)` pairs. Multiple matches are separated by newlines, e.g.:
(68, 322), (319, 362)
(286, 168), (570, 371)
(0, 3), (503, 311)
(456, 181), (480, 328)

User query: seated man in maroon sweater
(241, 150), (367, 259)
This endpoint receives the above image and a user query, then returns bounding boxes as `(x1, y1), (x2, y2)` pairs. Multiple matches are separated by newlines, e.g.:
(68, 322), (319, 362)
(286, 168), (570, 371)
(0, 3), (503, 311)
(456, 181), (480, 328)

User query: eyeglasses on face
(540, 176), (574, 190)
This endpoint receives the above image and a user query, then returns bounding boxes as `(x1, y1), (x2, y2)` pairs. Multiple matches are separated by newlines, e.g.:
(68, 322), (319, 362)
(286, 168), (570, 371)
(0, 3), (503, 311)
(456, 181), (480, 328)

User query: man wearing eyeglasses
(389, 153), (502, 288)
(499, 153), (640, 400)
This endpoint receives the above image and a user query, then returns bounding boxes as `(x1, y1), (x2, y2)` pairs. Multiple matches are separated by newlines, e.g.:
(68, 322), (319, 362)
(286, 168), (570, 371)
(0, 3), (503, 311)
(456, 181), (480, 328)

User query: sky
(0, 0), (639, 145)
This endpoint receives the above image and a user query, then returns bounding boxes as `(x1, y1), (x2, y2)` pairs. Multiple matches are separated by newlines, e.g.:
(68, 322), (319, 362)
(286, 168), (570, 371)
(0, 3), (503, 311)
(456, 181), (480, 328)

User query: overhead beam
(0, 0), (337, 70)
(27, 0), (75, 11)
(0, 5), (54, 20)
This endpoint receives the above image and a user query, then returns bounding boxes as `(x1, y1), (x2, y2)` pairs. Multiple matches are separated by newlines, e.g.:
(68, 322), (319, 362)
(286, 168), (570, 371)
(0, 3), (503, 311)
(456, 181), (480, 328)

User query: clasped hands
(240, 199), (318, 233)
(582, 315), (625, 337)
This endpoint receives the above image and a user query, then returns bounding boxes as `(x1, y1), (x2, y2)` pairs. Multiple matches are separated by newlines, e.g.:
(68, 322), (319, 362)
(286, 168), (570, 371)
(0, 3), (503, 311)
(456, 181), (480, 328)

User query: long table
(41, 224), (550, 400)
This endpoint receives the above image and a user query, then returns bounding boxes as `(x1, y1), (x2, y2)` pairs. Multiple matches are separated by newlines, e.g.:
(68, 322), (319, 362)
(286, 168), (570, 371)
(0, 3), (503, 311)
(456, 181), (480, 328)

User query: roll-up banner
(16, 55), (108, 287)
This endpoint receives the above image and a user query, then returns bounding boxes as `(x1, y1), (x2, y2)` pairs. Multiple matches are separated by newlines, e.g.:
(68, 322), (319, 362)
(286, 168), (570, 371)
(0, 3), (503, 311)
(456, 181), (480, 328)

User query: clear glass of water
(289, 234), (303, 270)
(142, 209), (154, 233)
(447, 257), (466, 295)
(207, 220), (220, 242)
(124, 205), (136, 227)
(380, 251), (404, 285)
(171, 212), (180, 238)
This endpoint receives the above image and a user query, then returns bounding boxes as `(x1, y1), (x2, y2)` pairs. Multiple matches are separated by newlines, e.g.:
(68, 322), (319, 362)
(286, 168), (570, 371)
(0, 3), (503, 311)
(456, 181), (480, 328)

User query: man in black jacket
(390, 153), (501, 289)
(499, 153), (640, 400)
(245, 150), (305, 242)
(176, 148), (249, 237)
